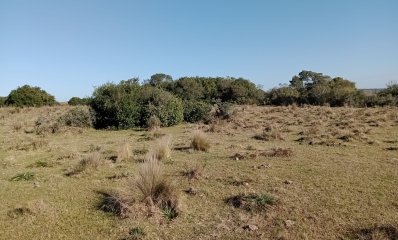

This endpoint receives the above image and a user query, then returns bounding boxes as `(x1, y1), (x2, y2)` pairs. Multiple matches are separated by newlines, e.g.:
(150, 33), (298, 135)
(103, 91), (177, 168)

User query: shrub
(90, 81), (184, 129)
(34, 115), (60, 135)
(5, 85), (57, 107)
(191, 131), (210, 151)
(90, 80), (142, 129)
(0, 96), (6, 107)
(138, 86), (184, 127)
(68, 97), (92, 106)
(183, 100), (211, 123)
(58, 107), (93, 128)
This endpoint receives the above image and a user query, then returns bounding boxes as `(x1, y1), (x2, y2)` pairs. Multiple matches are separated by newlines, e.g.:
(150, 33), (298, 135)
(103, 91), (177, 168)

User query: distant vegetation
(3, 85), (57, 107)
(67, 97), (92, 106)
(2, 71), (397, 128)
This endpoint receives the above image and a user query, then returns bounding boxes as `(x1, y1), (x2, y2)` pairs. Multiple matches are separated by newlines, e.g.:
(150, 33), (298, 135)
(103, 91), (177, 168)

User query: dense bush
(183, 100), (212, 123)
(90, 80), (183, 129)
(268, 71), (361, 106)
(138, 86), (184, 127)
(90, 79), (142, 129)
(5, 85), (57, 107)
(0, 97), (6, 107)
(68, 97), (92, 106)
(58, 107), (93, 128)
(268, 86), (300, 105)
(161, 76), (265, 104)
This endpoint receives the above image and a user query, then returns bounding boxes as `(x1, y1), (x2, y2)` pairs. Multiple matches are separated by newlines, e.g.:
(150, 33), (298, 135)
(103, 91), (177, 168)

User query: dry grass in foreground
(0, 105), (397, 239)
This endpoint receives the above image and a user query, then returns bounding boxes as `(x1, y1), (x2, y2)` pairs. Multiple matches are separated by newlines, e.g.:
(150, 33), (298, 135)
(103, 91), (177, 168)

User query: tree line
(1, 71), (397, 127)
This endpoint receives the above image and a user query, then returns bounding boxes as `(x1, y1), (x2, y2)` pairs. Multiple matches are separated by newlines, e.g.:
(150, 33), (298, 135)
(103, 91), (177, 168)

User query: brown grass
(117, 142), (132, 162)
(191, 131), (210, 151)
(151, 135), (172, 161)
(136, 155), (180, 216)
(66, 151), (103, 176)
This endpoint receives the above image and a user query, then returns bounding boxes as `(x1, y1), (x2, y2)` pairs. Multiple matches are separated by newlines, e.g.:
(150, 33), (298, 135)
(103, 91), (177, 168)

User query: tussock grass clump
(66, 152), (103, 176)
(152, 135), (172, 161)
(34, 115), (60, 135)
(225, 193), (275, 212)
(117, 142), (132, 162)
(10, 172), (35, 181)
(97, 190), (134, 219)
(136, 156), (180, 219)
(191, 131), (210, 151)
(146, 115), (161, 131)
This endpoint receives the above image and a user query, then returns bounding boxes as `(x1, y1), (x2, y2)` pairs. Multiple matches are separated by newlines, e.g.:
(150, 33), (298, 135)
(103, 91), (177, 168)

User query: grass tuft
(191, 131), (210, 151)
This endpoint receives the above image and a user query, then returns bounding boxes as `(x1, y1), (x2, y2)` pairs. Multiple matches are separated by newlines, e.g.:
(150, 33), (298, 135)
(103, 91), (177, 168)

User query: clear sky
(1, 0), (397, 101)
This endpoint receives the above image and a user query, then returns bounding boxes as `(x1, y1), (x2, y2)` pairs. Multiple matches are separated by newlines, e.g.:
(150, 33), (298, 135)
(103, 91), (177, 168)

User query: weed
(10, 172), (35, 181)
(225, 193), (275, 212)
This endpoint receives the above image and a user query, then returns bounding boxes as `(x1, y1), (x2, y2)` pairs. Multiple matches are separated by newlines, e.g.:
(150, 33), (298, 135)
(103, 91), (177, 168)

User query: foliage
(5, 85), (57, 107)
(269, 70), (360, 106)
(58, 107), (93, 128)
(138, 86), (184, 127)
(90, 79), (142, 129)
(68, 97), (92, 106)
(183, 100), (212, 123)
(0, 96), (6, 107)
(146, 73), (173, 87)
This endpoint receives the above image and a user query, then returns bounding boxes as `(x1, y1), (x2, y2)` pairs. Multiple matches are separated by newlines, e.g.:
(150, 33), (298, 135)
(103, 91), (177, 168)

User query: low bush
(57, 107), (93, 128)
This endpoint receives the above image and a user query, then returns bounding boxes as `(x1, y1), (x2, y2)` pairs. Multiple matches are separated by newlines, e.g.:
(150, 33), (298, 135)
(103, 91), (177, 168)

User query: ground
(0, 105), (397, 240)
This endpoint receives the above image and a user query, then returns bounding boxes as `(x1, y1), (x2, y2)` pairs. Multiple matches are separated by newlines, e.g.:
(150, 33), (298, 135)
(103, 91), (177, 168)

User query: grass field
(0, 105), (397, 240)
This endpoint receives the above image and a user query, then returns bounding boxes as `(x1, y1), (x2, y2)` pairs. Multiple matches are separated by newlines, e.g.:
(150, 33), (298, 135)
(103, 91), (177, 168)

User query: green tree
(147, 73), (173, 87)
(5, 85), (57, 107)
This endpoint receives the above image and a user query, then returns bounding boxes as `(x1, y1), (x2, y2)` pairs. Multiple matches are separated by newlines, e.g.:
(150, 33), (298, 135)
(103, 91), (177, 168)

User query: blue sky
(1, 0), (397, 101)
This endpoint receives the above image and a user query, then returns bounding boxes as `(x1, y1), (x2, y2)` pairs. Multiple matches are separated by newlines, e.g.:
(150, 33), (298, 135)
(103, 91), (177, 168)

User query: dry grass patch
(151, 135), (172, 161)
(254, 125), (284, 141)
(191, 130), (210, 151)
(66, 151), (103, 176)
(117, 142), (132, 162)
(136, 156), (181, 220)
(259, 148), (293, 158)
(181, 162), (204, 180)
